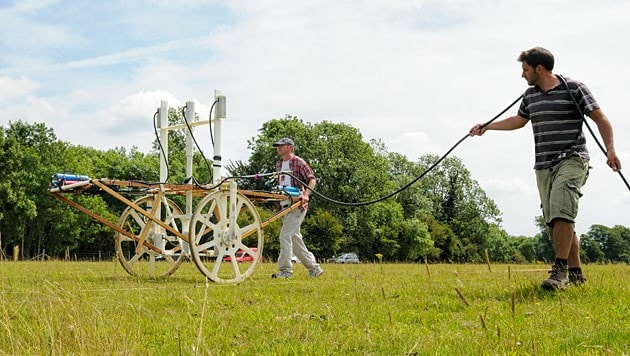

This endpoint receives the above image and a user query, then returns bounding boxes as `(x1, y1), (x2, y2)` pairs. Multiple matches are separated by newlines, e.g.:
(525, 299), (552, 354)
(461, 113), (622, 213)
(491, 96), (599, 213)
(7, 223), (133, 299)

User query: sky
(1, 0), (629, 237)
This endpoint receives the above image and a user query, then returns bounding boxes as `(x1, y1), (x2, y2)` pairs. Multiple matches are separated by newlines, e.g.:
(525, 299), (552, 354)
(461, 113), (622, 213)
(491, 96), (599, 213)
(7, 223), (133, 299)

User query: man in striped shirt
(469, 47), (622, 290)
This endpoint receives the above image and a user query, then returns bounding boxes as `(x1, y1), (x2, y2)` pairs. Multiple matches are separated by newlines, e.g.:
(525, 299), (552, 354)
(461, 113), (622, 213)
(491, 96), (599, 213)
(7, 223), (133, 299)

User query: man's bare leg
(568, 231), (580, 268)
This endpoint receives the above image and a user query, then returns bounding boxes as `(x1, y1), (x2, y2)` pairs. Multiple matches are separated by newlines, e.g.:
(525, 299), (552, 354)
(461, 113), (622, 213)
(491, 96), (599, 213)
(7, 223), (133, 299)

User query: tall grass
(1, 261), (628, 355)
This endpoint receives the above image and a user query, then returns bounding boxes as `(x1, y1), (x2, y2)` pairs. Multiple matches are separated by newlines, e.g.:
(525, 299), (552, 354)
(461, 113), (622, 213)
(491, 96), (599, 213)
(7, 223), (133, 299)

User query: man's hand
(469, 124), (487, 137)
(300, 194), (310, 211)
(607, 149), (622, 172)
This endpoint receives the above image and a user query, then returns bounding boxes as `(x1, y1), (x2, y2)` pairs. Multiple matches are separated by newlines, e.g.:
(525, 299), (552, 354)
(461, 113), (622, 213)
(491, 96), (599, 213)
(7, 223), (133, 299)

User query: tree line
(1, 114), (628, 263)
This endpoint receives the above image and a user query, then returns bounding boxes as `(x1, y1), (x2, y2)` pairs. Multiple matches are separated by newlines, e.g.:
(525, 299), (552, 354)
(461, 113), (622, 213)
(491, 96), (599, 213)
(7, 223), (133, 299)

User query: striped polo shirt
(518, 76), (599, 170)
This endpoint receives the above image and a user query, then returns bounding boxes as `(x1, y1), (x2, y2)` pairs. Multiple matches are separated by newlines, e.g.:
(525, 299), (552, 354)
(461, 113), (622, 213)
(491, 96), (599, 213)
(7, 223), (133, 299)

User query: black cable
(226, 94), (524, 207)
(208, 99), (218, 147)
(558, 75), (630, 191)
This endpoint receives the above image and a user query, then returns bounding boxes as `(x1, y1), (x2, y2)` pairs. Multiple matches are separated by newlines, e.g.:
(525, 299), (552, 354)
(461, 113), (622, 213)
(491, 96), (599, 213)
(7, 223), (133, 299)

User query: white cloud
(0, 2), (81, 49)
(480, 178), (536, 197)
(110, 90), (181, 120)
(0, 76), (39, 102)
(0, 88), (61, 127)
(11, 0), (60, 13)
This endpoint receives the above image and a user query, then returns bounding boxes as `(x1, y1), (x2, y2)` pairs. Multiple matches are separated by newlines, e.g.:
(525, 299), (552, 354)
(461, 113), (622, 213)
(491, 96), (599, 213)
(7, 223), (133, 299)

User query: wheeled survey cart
(49, 178), (300, 284)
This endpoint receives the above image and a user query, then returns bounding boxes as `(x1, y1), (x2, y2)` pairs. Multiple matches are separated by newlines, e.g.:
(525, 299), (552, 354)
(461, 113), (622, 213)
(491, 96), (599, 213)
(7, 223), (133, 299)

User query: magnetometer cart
(48, 91), (298, 284)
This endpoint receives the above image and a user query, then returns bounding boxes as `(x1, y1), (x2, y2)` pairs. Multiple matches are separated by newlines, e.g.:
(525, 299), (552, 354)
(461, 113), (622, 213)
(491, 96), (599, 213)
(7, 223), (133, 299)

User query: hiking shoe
(541, 263), (569, 290)
(569, 272), (587, 285)
(309, 267), (324, 278)
(271, 271), (292, 279)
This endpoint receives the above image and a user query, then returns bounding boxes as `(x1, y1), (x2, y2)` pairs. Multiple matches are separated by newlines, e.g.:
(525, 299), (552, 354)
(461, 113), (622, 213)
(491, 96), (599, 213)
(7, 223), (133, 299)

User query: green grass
(1, 260), (628, 355)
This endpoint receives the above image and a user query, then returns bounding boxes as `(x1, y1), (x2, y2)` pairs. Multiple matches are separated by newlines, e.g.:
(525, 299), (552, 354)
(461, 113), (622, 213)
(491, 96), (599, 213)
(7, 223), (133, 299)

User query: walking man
(469, 47), (622, 290)
(271, 137), (324, 279)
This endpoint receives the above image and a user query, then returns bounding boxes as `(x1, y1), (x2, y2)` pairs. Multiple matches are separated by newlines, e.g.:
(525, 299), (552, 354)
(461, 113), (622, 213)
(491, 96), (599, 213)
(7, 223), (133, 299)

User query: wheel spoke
(128, 210), (145, 229)
(129, 251), (143, 264)
(115, 195), (185, 278)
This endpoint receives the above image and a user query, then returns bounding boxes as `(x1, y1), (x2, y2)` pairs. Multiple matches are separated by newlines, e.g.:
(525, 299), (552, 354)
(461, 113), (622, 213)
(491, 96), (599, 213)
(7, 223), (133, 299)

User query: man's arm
(469, 115), (528, 136)
(300, 177), (316, 210)
(587, 108), (622, 171)
(303, 178), (316, 196)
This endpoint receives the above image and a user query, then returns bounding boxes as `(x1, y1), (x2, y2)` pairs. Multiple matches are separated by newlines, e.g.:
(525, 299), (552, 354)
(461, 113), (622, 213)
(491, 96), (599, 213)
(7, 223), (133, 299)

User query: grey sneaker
(271, 271), (292, 279)
(541, 263), (569, 290)
(309, 267), (324, 278)
(569, 271), (587, 285)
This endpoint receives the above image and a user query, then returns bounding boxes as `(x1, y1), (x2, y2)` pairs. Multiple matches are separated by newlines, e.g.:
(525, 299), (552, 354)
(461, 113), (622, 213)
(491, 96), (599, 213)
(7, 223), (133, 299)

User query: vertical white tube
(185, 101), (195, 217)
(158, 100), (169, 183)
(181, 101), (195, 256)
(213, 90), (226, 184)
(154, 101), (169, 252)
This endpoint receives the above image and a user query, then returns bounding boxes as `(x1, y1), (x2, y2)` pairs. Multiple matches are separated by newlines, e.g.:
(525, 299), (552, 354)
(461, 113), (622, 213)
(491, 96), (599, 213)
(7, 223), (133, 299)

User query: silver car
(332, 253), (360, 264)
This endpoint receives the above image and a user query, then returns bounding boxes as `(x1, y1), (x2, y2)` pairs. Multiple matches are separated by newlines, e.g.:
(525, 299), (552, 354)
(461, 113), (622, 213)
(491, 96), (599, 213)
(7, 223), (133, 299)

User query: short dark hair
(517, 47), (554, 71)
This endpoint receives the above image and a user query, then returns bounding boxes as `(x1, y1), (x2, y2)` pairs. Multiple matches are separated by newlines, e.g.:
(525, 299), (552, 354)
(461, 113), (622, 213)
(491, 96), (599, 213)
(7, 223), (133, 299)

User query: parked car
(224, 248), (260, 262)
(330, 253), (360, 264)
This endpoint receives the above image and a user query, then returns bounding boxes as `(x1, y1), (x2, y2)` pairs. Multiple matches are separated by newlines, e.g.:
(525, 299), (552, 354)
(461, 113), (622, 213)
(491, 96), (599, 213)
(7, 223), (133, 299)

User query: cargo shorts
(535, 156), (590, 228)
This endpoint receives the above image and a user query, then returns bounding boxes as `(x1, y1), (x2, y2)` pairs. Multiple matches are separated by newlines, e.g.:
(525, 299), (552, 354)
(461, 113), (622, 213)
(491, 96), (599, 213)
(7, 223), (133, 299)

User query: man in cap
(271, 137), (323, 279)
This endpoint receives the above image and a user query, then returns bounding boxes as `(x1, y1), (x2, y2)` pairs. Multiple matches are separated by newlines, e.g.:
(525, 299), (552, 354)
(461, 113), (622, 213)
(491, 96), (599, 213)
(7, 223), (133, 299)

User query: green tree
(0, 122), (57, 257)
(394, 218), (433, 261)
(532, 216), (555, 262)
(611, 225), (630, 263)
(485, 225), (512, 262)
(585, 224), (630, 263)
(424, 216), (458, 261)
(302, 209), (344, 260)
(515, 236), (536, 263)
(417, 155), (502, 261)
(580, 233), (605, 263)
(386, 151), (434, 220)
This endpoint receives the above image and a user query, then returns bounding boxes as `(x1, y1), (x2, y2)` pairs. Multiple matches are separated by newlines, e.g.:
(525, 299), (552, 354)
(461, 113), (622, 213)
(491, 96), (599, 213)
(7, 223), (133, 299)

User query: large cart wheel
(189, 187), (263, 284)
(115, 195), (187, 277)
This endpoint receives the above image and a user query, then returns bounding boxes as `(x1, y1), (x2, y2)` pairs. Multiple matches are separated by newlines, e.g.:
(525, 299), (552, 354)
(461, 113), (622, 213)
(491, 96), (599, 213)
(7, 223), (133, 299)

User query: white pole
(213, 90), (226, 184)
(158, 100), (169, 183)
(185, 101), (196, 217)
(178, 101), (196, 256)
(153, 101), (170, 252)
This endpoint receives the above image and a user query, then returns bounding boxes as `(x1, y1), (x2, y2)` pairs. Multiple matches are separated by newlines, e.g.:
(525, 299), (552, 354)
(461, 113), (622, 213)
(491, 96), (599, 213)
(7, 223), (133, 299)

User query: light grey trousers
(277, 208), (320, 274)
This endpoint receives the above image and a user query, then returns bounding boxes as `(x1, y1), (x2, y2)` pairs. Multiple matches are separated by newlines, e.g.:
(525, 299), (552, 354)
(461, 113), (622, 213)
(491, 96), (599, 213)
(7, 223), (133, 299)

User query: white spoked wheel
(115, 195), (187, 278)
(189, 188), (263, 284)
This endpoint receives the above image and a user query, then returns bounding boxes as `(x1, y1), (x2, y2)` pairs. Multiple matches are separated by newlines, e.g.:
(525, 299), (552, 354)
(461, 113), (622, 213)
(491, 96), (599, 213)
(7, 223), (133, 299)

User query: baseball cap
(272, 137), (295, 146)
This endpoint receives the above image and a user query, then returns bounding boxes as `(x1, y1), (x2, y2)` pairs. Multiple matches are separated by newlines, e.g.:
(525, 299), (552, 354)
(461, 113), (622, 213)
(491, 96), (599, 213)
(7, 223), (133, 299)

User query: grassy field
(1, 260), (628, 355)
